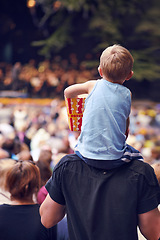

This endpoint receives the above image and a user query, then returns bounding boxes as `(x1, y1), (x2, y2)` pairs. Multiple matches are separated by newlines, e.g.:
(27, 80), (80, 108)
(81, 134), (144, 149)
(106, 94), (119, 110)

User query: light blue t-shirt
(75, 79), (131, 160)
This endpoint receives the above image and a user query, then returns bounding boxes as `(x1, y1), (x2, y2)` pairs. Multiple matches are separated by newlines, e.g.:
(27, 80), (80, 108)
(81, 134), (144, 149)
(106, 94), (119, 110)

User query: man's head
(99, 44), (134, 83)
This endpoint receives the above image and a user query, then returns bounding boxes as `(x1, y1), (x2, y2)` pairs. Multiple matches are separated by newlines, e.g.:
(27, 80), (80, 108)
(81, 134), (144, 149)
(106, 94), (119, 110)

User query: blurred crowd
(0, 55), (98, 99)
(127, 101), (160, 165)
(0, 98), (159, 169)
(0, 99), (74, 165)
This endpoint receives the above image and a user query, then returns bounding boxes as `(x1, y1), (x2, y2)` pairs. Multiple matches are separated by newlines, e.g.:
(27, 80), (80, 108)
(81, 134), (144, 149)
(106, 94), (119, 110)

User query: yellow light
(27, 0), (36, 8)
(38, 65), (45, 73)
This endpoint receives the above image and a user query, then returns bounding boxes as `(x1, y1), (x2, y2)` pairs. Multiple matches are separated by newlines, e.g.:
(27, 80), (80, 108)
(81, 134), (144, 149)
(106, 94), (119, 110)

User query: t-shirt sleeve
(45, 165), (66, 205)
(137, 164), (160, 214)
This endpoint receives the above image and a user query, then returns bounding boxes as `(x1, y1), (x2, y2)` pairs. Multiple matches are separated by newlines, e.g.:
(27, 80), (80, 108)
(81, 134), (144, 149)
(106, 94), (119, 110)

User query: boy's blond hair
(100, 44), (134, 82)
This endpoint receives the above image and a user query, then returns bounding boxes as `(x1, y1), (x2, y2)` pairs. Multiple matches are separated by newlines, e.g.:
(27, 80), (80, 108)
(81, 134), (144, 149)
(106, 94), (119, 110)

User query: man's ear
(98, 66), (103, 77)
(126, 71), (134, 81)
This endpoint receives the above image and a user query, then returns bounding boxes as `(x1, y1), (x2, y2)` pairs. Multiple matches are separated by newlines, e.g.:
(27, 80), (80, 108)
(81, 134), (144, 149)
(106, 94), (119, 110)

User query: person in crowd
(11, 62), (21, 91)
(0, 148), (10, 159)
(16, 149), (34, 162)
(64, 44), (143, 170)
(13, 106), (31, 149)
(0, 159), (15, 204)
(0, 160), (68, 240)
(38, 147), (53, 170)
(40, 153), (160, 240)
(36, 149), (53, 205)
(1, 137), (18, 159)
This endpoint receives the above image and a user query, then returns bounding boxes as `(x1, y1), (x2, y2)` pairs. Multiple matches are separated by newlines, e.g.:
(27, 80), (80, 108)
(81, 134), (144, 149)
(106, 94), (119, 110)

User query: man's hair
(99, 44), (134, 82)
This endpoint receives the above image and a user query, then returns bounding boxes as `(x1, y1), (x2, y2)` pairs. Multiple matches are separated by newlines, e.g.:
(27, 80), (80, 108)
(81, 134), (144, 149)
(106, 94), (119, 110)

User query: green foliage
(132, 47), (160, 81)
(32, 0), (160, 81)
(32, 17), (72, 58)
(61, 0), (86, 11)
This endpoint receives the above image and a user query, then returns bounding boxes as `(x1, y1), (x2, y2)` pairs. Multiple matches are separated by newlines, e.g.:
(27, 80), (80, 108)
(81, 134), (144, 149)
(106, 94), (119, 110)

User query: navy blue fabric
(46, 154), (160, 240)
(0, 204), (57, 240)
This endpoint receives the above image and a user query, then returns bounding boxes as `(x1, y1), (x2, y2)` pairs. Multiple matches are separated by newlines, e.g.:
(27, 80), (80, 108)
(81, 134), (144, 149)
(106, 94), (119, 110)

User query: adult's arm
(64, 80), (96, 98)
(138, 207), (160, 240)
(40, 194), (66, 229)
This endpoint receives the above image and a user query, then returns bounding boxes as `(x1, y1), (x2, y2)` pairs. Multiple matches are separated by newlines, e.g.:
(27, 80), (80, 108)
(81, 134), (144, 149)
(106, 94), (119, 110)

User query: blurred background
(0, 0), (160, 169)
(0, 2), (159, 239)
(0, 0), (160, 100)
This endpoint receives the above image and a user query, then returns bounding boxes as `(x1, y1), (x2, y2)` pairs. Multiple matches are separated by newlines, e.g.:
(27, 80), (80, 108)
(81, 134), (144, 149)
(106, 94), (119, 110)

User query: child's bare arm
(125, 117), (130, 139)
(64, 80), (96, 98)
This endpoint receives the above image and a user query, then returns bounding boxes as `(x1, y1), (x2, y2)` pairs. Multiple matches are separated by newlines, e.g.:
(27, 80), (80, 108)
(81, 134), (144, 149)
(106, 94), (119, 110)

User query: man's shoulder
(128, 160), (158, 186)
(53, 156), (158, 187)
(129, 159), (152, 171)
(54, 154), (81, 170)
